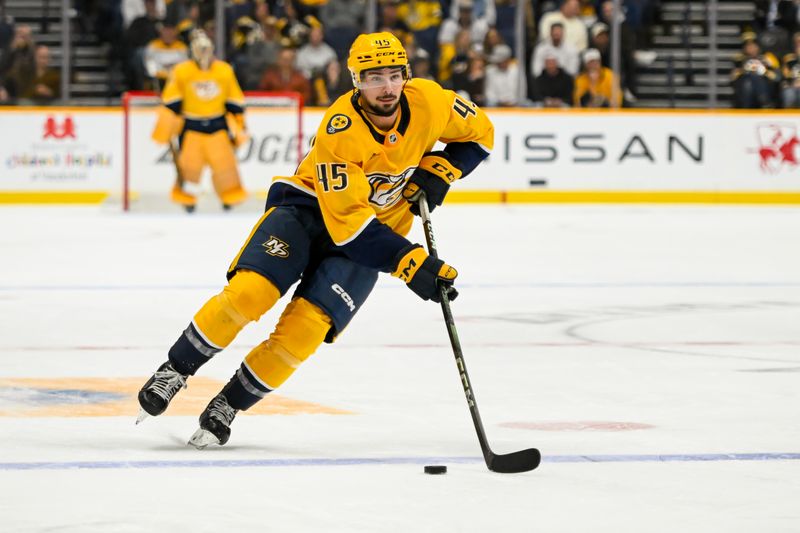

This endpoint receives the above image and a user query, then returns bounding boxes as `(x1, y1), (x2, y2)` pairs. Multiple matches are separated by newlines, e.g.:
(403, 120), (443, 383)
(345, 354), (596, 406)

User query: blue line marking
(1, 453), (798, 471)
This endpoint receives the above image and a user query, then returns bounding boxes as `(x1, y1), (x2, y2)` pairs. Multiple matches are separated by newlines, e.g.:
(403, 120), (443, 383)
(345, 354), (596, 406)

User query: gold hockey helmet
(190, 30), (215, 69)
(346, 32), (411, 88)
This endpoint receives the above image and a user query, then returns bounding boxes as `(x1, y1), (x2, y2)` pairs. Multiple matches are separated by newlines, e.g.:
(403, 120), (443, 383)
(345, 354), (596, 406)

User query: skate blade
(135, 408), (150, 425)
(188, 428), (220, 449)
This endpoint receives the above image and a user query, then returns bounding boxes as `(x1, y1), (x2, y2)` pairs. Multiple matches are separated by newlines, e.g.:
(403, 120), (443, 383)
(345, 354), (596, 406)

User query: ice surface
(0, 204), (798, 532)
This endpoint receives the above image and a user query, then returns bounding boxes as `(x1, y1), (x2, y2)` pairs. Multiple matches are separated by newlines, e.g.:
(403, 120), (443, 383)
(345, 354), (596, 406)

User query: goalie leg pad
(176, 131), (205, 184)
(242, 297), (332, 393)
(206, 131), (245, 203)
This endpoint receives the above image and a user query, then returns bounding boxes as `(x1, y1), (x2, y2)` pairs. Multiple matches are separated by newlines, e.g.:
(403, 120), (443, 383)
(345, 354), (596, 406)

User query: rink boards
(1, 106), (800, 204)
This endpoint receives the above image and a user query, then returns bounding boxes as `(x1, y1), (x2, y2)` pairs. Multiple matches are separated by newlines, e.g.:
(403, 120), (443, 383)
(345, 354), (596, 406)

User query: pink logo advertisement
(753, 123), (799, 174)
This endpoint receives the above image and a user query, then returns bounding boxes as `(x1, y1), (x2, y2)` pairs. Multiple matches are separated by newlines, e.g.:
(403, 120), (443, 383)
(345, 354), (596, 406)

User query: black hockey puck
(424, 465), (447, 475)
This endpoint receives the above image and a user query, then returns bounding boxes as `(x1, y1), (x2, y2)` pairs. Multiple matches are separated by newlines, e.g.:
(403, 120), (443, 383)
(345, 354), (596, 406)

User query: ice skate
(188, 394), (239, 449)
(136, 361), (188, 424)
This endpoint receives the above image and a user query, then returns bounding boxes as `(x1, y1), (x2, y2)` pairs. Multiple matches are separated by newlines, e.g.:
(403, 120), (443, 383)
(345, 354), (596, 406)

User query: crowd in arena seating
(0, 23), (61, 103)
(732, 1), (800, 109)
(10, 0), (800, 109)
(0, 0), (665, 107)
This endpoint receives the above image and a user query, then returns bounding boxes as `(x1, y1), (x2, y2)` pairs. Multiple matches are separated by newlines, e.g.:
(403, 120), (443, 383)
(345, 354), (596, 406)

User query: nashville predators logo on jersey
(367, 167), (416, 208)
(262, 235), (290, 258)
(327, 114), (351, 134)
(191, 80), (221, 100)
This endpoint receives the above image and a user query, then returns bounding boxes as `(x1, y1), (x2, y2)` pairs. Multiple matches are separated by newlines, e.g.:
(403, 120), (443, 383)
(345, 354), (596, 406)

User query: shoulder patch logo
(327, 114), (351, 134)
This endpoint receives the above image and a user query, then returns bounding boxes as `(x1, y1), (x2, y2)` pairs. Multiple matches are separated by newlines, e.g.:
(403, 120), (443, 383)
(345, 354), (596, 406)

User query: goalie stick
(418, 196), (541, 474)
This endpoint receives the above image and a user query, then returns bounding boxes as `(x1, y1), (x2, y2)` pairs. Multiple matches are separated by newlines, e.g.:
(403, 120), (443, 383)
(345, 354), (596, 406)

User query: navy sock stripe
(220, 364), (271, 411)
(184, 323), (221, 359)
(236, 364), (272, 398)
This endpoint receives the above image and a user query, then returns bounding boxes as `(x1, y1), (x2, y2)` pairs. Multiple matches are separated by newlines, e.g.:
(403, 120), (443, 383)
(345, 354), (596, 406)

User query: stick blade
(488, 448), (542, 473)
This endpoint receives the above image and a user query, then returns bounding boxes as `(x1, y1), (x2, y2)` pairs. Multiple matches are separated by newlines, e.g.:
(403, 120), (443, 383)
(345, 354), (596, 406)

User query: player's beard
(363, 92), (400, 117)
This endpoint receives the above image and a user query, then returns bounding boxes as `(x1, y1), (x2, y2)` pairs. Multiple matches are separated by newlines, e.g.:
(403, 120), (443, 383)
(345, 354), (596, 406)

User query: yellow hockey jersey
(161, 59), (245, 120)
(271, 78), (493, 254)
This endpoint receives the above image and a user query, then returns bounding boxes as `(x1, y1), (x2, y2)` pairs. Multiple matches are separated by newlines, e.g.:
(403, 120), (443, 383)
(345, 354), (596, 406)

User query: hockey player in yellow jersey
(137, 31), (494, 448)
(151, 30), (249, 211)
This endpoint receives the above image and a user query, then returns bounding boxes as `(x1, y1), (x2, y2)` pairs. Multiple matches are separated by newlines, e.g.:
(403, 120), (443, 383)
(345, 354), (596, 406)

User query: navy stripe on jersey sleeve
(444, 141), (490, 178)
(165, 100), (182, 114)
(339, 218), (412, 272)
(225, 102), (244, 115)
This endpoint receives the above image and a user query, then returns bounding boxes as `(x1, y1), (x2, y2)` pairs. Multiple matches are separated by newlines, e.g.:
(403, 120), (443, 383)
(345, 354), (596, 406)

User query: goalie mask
(346, 32), (411, 90)
(190, 30), (215, 70)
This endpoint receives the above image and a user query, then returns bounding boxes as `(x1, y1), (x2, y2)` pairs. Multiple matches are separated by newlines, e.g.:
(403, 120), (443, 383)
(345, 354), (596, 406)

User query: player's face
(359, 67), (405, 117)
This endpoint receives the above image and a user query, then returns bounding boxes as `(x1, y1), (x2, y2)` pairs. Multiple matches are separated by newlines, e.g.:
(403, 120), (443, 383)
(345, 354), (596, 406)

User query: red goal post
(122, 91), (304, 211)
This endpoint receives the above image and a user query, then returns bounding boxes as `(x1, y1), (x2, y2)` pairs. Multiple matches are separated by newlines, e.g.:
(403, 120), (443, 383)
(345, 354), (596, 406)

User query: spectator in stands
(753, 1), (798, 57)
(438, 1), (489, 84)
(177, 2), (206, 46)
(539, 0), (588, 51)
(396, 0), (442, 64)
(294, 0), (326, 20)
(781, 32), (800, 107)
(0, 10), (14, 53)
(123, 0), (165, 29)
(412, 47), (436, 81)
(531, 21), (580, 77)
(276, 0), (322, 49)
(0, 24), (35, 87)
(481, 26), (505, 57)
(164, 0), (192, 29)
(530, 49), (574, 107)
(578, 0), (597, 25)
(754, 0), (799, 36)
(377, 0), (411, 45)
(16, 44), (60, 103)
(296, 25), (337, 79)
(258, 46), (312, 104)
(484, 43), (520, 106)
(731, 32), (780, 108)
(606, 0), (660, 49)
(320, 0), (366, 58)
(439, 0), (490, 49)
(235, 16), (283, 90)
(143, 19), (189, 88)
(460, 53), (486, 105)
(574, 47), (621, 107)
(448, 0), (496, 26)
(123, 0), (162, 90)
(589, 20), (638, 101)
(442, 28), (474, 88)
(75, 0), (123, 45)
(310, 58), (352, 106)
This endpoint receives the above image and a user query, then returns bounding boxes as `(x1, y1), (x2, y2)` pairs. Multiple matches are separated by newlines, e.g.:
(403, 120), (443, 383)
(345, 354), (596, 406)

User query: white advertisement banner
(470, 111), (800, 191)
(2, 107), (800, 196)
(0, 110), (119, 190)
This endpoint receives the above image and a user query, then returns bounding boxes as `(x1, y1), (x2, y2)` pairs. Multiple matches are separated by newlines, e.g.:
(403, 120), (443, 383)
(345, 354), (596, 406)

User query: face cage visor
(354, 66), (411, 90)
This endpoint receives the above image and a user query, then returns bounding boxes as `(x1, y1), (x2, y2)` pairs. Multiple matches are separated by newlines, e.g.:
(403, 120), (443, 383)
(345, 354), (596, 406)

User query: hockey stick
(418, 197), (541, 473)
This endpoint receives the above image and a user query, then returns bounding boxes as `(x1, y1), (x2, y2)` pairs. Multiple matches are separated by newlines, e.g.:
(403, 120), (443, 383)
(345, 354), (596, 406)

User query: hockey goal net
(122, 91), (304, 211)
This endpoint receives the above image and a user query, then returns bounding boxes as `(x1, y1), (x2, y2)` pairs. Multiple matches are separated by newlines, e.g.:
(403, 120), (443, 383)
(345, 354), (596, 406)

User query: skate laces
(208, 395), (237, 426)
(149, 367), (188, 401)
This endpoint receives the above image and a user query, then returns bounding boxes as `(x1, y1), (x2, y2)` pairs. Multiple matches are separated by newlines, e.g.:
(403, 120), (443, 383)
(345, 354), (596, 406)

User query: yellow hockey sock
(193, 270), (280, 349)
(244, 298), (332, 389)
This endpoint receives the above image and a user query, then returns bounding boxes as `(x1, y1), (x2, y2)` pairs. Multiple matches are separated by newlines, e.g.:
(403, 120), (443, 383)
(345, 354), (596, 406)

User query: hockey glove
(403, 151), (462, 216)
(392, 244), (458, 303)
